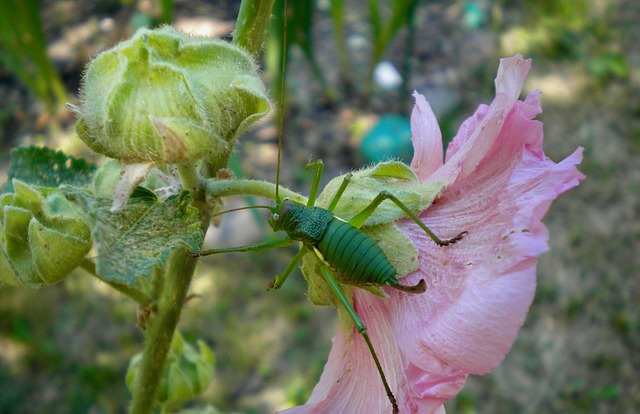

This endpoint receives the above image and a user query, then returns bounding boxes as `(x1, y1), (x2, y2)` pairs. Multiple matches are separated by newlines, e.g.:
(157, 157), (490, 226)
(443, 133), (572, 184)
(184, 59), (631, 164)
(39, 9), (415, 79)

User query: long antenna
(275, 0), (288, 201)
(211, 205), (272, 218)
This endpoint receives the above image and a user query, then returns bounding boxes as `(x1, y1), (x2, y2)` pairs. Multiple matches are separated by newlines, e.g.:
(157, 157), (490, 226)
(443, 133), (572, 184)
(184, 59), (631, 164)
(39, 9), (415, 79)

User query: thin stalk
(330, 0), (353, 92)
(129, 247), (198, 414)
(233, 0), (276, 59)
(401, 0), (418, 114)
(204, 178), (307, 205)
(126, 2), (278, 410)
(177, 162), (203, 200)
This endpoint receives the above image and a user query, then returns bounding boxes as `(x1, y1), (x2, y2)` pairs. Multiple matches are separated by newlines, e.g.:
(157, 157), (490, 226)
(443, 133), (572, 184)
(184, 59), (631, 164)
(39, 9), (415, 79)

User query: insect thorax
(281, 202), (334, 245)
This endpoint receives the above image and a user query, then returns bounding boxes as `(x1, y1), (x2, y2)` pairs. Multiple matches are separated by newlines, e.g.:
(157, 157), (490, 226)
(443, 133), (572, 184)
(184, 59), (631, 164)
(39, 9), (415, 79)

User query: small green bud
(126, 332), (215, 408)
(72, 26), (270, 165)
(0, 180), (92, 288)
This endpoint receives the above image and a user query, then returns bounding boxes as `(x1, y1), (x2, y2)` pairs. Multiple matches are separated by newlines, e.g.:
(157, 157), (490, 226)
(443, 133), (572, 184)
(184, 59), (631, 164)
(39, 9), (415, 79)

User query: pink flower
(282, 55), (585, 413)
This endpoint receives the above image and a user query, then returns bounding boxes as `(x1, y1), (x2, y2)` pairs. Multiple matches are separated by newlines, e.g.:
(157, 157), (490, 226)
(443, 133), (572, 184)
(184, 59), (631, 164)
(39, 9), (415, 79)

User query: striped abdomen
(316, 218), (398, 287)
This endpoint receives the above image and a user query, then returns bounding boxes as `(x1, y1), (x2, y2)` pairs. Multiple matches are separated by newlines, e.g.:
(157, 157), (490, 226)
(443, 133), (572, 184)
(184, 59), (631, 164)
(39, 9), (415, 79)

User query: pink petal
(286, 54), (584, 414)
(410, 91), (444, 180)
(280, 291), (413, 414)
(432, 54), (533, 185)
(392, 71), (584, 396)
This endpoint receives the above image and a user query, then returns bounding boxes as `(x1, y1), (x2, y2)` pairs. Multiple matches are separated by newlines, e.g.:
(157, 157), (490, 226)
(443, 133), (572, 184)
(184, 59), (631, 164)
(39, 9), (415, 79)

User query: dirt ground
(1, 0), (639, 413)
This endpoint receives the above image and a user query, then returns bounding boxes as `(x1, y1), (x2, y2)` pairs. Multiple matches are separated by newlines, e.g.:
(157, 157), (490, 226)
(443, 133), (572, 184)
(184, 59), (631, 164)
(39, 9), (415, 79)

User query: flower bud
(72, 26), (270, 165)
(126, 332), (215, 408)
(0, 180), (92, 288)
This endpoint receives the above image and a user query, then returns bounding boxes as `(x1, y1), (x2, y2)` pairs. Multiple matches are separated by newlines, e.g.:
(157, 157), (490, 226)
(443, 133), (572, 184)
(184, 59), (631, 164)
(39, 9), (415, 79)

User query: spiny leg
(268, 246), (308, 290)
(327, 172), (352, 212)
(349, 191), (467, 245)
(305, 160), (324, 206)
(319, 266), (399, 414)
(305, 160), (353, 212)
(193, 238), (307, 291)
(192, 237), (294, 257)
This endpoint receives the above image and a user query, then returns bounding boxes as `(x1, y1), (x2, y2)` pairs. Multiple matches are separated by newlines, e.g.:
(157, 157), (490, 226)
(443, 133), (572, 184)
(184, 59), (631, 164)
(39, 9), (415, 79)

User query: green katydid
(193, 5), (467, 413)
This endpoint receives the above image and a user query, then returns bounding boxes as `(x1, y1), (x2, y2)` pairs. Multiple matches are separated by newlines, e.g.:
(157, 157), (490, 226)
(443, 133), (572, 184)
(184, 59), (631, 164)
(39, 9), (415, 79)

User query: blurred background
(0, 0), (638, 412)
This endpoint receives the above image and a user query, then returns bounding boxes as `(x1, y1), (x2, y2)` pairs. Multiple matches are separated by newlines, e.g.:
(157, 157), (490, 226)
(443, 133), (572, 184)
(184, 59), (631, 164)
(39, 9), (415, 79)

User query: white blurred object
(373, 61), (403, 89)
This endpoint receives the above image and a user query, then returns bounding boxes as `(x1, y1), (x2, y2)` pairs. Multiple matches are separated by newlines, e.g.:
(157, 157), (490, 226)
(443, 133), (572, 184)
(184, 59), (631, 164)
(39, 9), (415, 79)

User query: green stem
(129, 166), (211, 413)
(233, 0), (276, 59)
(79, 258), (152, 306)
(203, 178), (307, 204)
(177, 162), (203, 200)
(129, 247), (198, 414)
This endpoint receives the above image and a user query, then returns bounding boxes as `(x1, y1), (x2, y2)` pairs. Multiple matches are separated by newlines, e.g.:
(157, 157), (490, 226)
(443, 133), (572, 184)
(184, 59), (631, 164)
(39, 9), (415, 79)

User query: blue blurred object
(463, 1), (485, 29)
(359, 115), (413, 164)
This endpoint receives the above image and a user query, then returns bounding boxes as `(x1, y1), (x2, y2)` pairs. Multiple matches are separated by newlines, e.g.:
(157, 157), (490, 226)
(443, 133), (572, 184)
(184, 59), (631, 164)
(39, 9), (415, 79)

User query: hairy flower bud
(0, 180), (92, 288)
(126, 332), (215, 408)
(71, 26), (270, 165)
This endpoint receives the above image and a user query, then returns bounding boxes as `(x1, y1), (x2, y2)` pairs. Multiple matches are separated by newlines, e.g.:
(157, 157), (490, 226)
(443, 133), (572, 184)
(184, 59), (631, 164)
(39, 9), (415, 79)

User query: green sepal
(0, 180), (92, 288)
(69, 188), (203, 286)
(2, 146), (96, 193)
(315, 161), (445, 226)
(29, 219), (92, 285)
(126, 332), (215, 409)
(73, 26), (270, 165)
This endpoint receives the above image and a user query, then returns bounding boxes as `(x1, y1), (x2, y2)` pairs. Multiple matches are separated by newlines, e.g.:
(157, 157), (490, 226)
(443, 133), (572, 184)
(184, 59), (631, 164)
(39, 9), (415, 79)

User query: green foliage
(0, 181), (92, 288)
(367, 0), (421, 65)
(0, 0), (67, 110)
(2, 146), (97, 193)
(127, 331), (215, 410)
(266, 0), (421, 101)
(70, 189), (203, 286)
(266, 0), (329, 102)
(0, 148), (96, 288)
(588, 52), (628, 81)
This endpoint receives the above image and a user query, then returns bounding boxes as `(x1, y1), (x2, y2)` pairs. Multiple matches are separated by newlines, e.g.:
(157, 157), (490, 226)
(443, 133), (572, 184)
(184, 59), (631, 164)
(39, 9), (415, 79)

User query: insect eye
(272, 213), (280, 221)
(283, 197), (290, 201)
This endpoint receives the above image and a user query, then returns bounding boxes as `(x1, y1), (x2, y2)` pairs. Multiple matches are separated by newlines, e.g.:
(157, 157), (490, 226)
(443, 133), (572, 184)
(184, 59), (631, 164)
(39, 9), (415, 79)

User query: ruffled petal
(286, 54), (583, 414)
(393, 82), (584, 385)
(280, 291), (414, 414)
(432, 54), (532, 185)
(410, 91), (444, 180)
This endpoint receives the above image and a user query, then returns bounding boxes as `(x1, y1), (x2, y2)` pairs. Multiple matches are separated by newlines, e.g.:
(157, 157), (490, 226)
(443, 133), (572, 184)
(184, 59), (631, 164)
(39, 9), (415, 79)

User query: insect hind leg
(349, 191), (467, 245)
(319, 266), (399, 414)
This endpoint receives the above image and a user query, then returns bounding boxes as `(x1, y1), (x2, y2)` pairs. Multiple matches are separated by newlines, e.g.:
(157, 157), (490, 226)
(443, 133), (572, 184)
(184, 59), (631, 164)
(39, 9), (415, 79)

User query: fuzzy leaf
(69, 189), (203, 285)
(2, 146), (96, 193)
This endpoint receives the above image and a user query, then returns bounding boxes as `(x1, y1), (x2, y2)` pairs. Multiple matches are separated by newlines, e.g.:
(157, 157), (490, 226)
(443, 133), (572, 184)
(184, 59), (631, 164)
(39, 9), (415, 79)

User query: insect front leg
(349, 191), (467, 245)
(267, 246), (308, 291)
(192, 237), (294, 257)
(319, 266), (399, 414)
(304, 160), (353, 212)
(305, 160), (324, 206)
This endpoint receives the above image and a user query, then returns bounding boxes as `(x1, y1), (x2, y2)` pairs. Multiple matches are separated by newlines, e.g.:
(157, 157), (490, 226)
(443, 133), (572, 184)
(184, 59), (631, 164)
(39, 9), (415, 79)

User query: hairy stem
(233, 0), (276, 59)
(204, 178), (307, 204)
(129, 247), (198, 414)
(126, 2), (278, 410)
(177, 162), (203, 200)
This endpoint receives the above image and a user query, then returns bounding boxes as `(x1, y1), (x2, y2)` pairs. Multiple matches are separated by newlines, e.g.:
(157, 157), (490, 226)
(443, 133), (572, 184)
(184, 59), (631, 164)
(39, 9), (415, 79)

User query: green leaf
(3, 146), (97, 193)
(69, 189), (203, 285)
